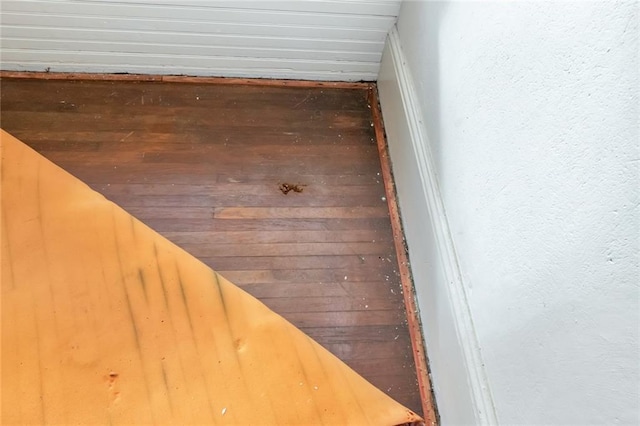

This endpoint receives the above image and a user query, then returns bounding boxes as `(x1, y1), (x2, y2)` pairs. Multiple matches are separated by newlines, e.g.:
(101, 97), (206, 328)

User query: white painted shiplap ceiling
(0, 0), (402, 81)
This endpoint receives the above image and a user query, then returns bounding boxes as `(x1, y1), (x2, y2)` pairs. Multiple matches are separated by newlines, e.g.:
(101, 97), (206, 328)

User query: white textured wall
(385, 0), (639, 424)
(0, 0), (401, 81)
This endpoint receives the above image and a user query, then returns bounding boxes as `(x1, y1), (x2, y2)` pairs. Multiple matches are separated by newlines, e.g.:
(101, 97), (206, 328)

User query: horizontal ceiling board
(2, 27), (384, 53)
(2, 49), (380, 80)
(5, 39), (383, 63)
(2, 2), (395, 29)
(74, 0), (402, 16)
(0, 0), (400, 81)
(1, 14), (389, 42)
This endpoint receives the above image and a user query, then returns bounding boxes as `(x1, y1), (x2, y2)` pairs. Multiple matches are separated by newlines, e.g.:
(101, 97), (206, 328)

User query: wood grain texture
(0, 0), (401, 81)
(0, 77), (427, 416)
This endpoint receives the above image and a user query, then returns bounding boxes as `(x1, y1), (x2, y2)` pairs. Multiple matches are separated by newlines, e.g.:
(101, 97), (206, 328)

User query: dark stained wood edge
(0, 71), (373, 89)
(368, 85), (439, 426)
(0, 71), (162, 83)
(161, 75), (372, 89)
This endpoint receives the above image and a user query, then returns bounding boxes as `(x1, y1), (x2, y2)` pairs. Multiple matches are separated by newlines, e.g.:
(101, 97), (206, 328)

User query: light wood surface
(1, 129), (423, 425)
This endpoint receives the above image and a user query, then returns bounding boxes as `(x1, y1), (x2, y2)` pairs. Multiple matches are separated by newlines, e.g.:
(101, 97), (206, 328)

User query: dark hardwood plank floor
(0, 78), (422, 415)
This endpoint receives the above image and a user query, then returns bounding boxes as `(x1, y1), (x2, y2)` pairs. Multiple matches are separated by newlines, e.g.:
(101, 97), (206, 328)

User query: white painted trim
(378, 26), (498, 424)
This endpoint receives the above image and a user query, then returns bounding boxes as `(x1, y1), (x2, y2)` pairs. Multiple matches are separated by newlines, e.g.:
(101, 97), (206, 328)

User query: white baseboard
(377, 26), (497, 425)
